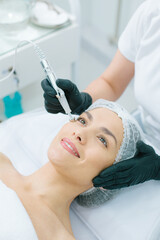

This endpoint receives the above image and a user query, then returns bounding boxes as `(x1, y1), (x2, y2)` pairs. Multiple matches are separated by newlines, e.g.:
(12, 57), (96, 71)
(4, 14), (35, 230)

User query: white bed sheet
(0, 108), (160, 240)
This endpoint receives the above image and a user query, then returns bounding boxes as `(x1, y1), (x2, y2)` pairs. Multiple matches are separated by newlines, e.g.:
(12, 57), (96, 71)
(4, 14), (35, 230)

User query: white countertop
(0, 19), (72, 57)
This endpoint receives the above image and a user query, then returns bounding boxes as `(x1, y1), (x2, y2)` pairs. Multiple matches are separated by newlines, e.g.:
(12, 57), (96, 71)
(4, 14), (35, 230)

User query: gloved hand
(41, 78), (92, 115)
(93, 141), (160, 189)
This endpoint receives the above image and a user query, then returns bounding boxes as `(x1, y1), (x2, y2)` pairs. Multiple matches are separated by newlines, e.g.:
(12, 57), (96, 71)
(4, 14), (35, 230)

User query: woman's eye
(77, 117), (86, 126)
(98, 137), (107, 147)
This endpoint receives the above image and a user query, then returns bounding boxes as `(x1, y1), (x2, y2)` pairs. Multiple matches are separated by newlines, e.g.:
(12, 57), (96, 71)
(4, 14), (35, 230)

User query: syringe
(40, 58), (75, 121)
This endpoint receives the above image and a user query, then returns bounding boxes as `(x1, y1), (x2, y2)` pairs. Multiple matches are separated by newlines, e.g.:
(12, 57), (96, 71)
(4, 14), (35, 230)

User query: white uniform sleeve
(118, 1), (149, 62)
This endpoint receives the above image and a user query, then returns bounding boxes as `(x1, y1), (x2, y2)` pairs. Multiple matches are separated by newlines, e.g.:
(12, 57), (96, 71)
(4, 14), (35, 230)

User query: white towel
(1, 108), (160, 240)
(0, 181), (38, 240)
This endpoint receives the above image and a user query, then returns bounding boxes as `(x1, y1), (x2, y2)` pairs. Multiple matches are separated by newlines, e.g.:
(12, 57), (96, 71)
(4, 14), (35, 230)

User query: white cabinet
(81, 0), (145, 39)
(0, 14), (79, 119)
(81, 0), (119, 38)
(120, 0), (145, 35)
(80, 0), (145, 61)
(0, 22), (79, 99)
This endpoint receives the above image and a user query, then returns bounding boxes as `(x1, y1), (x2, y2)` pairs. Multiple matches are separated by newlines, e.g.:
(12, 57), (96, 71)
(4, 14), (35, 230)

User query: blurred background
(0, 0), (145, 121)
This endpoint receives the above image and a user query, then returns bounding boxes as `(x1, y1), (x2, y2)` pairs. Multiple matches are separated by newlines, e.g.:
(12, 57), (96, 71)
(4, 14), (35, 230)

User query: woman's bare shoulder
(0, 152), (20, 188)
(0, 152), (13, 166)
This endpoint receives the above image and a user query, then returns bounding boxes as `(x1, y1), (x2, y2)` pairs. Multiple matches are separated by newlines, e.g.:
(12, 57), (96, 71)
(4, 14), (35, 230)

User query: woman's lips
(61, 137), (80, 158)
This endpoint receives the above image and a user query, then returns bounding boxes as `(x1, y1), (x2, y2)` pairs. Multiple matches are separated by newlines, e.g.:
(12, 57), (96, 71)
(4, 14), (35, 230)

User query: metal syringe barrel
(40, 59), (75, 121)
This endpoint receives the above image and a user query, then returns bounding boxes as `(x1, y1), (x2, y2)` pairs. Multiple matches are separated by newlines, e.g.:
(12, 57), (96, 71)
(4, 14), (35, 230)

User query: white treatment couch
(0, 109), (160, 240)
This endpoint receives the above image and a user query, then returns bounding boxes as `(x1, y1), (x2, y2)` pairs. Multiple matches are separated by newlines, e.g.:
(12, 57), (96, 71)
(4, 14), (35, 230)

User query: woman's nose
(72, 130), (86, 144)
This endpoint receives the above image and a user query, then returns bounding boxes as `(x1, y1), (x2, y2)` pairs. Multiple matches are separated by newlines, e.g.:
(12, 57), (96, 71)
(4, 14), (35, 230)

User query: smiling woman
(0, 99), (142, 239)
(47, 99), (142, 211)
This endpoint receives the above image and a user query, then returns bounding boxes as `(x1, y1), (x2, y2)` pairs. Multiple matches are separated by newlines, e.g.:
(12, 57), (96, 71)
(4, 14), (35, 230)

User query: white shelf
(0, 19), (79, 96)
(0, 10), (79, 120)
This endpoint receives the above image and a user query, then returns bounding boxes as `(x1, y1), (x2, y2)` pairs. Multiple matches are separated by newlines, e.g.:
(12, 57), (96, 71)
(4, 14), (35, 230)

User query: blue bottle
(2, 91), (23, 118)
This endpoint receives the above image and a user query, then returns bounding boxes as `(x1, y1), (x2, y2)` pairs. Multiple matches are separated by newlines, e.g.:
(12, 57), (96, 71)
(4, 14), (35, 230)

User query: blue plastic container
(2, 91), (23, 118)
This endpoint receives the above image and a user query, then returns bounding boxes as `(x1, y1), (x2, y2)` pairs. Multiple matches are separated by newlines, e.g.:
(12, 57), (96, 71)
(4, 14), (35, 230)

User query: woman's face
(48, 107), (123, 188)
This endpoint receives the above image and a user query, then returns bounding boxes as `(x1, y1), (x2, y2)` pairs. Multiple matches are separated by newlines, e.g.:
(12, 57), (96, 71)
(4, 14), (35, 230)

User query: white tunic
(118, 0), (160, 150)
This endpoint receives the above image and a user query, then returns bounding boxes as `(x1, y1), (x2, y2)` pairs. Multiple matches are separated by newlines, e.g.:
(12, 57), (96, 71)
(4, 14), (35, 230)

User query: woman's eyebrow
(100, 127), (117, 145)
(84, 111), (117, 145)
(84, 111), (93, 121)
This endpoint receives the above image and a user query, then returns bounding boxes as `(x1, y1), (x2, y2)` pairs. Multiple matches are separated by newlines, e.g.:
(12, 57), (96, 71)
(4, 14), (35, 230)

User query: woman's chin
(48, 148), (69, 165)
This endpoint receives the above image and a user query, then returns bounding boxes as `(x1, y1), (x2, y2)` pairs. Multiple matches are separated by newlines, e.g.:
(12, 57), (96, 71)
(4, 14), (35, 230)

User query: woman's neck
(22, 161), (89, 232)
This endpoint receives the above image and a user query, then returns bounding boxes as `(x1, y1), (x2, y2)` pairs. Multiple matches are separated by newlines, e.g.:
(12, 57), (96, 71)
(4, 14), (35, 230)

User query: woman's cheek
(92, 152), (114, 174)
(102, 155), (115, 169)
(61, 122), (72, 131)
(48, 143), (58, 161)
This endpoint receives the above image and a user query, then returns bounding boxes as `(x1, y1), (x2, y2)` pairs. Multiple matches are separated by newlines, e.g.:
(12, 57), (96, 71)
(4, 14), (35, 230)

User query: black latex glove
(93, 141), (160, 189)
(41, 78), (92, 115)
